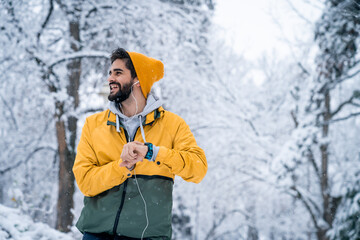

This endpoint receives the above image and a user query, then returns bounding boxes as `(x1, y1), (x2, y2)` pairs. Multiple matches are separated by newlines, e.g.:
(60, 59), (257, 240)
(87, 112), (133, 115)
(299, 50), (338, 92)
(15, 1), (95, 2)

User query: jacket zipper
(109, 110), (160, 235)
(112, 180), (128, 235)
(111, 126), (141, 235)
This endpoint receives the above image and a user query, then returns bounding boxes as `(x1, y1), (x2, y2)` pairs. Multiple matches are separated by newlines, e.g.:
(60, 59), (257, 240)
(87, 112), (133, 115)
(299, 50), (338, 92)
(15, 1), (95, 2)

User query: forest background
(0, 0), (360, 240)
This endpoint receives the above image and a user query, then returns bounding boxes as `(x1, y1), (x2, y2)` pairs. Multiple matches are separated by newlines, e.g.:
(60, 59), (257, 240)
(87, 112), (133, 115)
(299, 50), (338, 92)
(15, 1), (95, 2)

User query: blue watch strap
(144, 142), (153, 160)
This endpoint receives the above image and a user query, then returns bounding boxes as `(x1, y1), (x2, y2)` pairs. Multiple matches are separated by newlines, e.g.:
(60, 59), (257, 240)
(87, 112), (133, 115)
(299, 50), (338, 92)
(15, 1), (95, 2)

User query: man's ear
(134, 77), (140, 87)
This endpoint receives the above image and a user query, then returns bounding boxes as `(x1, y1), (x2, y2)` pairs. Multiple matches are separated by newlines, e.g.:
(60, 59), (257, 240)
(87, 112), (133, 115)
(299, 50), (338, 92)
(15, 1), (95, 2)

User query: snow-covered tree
(0, 0), (215, 235)
(270, 0), (360, 239)
(328, 175), (360, 240)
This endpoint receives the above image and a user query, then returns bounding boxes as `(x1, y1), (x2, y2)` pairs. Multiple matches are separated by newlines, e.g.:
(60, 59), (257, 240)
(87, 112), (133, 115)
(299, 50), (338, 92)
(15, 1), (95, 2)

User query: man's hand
(119, 141), (148, 169)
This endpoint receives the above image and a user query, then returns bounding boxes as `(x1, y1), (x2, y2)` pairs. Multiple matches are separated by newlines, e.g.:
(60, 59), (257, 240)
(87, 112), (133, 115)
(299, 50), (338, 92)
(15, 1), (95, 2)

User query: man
(73, 48), (207, 240)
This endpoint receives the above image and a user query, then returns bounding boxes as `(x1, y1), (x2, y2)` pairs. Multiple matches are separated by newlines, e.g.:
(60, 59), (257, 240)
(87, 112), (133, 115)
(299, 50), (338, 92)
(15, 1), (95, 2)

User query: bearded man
(73, 48), (207, 240)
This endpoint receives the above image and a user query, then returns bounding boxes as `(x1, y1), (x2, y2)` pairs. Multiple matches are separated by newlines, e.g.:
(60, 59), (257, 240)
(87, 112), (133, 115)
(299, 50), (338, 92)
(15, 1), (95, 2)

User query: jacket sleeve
(155, 118), (207, 183)
(73, 118), (131, 197)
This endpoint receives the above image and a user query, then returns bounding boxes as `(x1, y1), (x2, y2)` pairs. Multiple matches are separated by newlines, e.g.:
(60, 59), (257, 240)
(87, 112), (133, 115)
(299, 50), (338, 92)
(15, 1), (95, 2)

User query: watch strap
(144, 142), (153, 160)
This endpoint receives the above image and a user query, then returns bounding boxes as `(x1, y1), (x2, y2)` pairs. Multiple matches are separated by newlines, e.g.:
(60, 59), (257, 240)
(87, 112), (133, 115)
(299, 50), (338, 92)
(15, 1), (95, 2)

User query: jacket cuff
(154, 146), (174, 167)
(149, 145), (160, 162)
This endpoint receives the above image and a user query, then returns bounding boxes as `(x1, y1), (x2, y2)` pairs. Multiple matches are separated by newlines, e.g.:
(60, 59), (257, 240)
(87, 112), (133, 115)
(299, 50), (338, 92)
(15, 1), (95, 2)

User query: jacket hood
(108, 94), (163, 135)
(108, 94), (162, 119)
(127, 51), (164, 99)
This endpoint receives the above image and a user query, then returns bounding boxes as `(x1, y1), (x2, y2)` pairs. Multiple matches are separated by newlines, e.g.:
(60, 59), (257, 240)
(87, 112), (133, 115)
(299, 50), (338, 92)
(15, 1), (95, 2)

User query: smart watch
(144, 142), (153, 160)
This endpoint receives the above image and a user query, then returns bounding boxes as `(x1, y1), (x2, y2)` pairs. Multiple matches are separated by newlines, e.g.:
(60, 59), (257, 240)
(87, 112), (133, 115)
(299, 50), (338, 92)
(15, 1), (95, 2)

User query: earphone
(132, 81), (139, 87)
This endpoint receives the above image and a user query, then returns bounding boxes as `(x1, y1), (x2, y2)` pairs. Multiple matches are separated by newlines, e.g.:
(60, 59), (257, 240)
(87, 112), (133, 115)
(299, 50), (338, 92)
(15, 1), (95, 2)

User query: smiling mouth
(109, 83), (120, 92)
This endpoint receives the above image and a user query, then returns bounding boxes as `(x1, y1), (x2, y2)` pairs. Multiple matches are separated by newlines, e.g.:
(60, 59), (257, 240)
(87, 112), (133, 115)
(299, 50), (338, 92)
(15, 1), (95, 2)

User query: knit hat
(128, 51), (164, 99)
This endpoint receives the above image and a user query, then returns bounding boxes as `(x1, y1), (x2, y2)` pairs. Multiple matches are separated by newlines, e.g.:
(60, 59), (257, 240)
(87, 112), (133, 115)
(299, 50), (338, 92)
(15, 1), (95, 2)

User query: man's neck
(119, 94), (146, 117)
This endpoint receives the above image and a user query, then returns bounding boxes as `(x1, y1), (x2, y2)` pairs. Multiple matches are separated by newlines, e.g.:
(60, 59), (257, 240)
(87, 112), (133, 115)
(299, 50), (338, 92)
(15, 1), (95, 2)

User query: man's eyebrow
(109, 68), (123, 75)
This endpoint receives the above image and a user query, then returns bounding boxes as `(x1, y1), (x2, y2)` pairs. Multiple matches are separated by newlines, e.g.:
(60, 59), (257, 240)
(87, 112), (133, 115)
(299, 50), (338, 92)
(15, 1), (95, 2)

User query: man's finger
(127, 144), (138, 158)
(119, 161), (128, 167)
(133, 141), (144, 145)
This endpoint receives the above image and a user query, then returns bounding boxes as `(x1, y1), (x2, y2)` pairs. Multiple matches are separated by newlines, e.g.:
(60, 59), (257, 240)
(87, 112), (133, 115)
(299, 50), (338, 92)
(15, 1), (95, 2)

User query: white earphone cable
(119, 81), (139, 124)
(121, 81), (149, 239)
(134, 169), (149, 240)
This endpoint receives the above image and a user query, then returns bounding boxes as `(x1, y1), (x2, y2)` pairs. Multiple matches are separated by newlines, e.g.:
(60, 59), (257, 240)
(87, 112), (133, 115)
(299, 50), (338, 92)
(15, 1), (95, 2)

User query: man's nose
(107, 75), (114, 83)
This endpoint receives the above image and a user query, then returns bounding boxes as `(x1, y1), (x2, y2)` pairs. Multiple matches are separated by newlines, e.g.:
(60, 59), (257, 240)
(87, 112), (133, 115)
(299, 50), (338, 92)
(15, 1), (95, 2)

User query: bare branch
(329, 112), (360, 123)
(331, 94), (355, 117)
(85, 5), (113, 18)
(291, 110), (299, 128)
(285, 0), (313, 25)
(290, 185), (321, 231)
(0, 226), (12, 239)
(296, 185), (322, 215)
(302, 0), (324, 10)
(3, 0), (25, 37)
(297, 62), (310, 76)
(306, 147), (321, 181)
(205, 209), (248, 240)
(244, 118), (260, 137)
(54, 0), (68, 13)
(26, 49), (60, 92)
(213, 229), (245, 240)
(37, 0), (54, 41)
(236, 169), (267, 183)
(352, 102), (360, 107)
(328, 66), (360, 90)
(0, 94), (18, 130)
(0, 146), (57, 175)
(340, 68), (360, 82)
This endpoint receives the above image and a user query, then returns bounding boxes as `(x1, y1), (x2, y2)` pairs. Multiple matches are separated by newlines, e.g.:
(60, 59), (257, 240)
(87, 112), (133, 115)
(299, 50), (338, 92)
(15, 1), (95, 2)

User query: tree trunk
(247, 225), (259, 240)
(55, 117), (74, 232)
(317, 228), (328, 240)
(55, 20), (81, 232)
(318, 89), (331, 240)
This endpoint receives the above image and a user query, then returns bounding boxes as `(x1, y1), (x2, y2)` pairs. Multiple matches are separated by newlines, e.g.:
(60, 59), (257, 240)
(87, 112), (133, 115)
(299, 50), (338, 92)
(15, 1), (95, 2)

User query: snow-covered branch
(329, 111), (360, 124)
(290, 185), (321, 231)
(84, 3), (113, 18)
(0, 94), (18, 130)
(37, 0), (54, 41)
(48, 50), (109, 68)
(205, 209), (249, 240)
(285, 0), (313, 25)
(331, 92), (359, 118)
(306, 147), (321, 181)
(0, 146), (57, 175)
(2, 0), (26, 37)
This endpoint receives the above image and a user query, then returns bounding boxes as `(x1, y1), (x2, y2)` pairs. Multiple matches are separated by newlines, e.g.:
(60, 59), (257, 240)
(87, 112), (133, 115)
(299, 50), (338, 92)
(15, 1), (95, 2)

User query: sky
(213, 0), (323, 61)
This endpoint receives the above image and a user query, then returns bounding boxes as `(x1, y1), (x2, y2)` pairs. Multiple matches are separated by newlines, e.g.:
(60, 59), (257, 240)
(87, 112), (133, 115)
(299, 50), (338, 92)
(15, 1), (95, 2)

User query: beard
(108, 80), (133, 104)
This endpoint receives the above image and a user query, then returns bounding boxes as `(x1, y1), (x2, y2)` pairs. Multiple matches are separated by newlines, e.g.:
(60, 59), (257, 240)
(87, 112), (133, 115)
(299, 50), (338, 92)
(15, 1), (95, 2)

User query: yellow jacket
(73, 107), (207, 197)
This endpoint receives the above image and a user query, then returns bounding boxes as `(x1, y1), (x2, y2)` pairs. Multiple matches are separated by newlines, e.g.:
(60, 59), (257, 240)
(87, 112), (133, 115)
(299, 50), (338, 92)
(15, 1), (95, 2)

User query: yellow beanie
(128, 51), (164, 98)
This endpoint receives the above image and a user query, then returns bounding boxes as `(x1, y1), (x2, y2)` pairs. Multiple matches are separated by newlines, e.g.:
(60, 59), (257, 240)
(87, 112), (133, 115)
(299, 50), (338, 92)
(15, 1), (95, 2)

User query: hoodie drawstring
(139, 116), (147, 143)
(116, 114), (147, 143)
(116, 115), (121, 133)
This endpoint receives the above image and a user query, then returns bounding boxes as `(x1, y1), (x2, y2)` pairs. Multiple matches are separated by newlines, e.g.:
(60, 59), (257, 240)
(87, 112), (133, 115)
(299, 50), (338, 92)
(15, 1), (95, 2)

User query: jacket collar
(106, 106), (164, 127)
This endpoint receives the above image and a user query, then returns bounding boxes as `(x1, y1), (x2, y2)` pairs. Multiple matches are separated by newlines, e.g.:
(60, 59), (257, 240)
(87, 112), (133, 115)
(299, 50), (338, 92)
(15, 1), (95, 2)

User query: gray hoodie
(108, 94), (162, 162)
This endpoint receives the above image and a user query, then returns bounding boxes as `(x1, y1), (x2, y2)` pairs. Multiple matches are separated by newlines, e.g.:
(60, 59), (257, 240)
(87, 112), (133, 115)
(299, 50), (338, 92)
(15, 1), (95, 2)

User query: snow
(0, 204), (73, 240)
(1, 0), (360, 239)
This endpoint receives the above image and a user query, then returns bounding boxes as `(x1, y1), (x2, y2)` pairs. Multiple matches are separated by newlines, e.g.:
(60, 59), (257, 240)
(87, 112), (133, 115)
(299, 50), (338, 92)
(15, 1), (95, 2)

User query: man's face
(107, 59), (135, 103)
